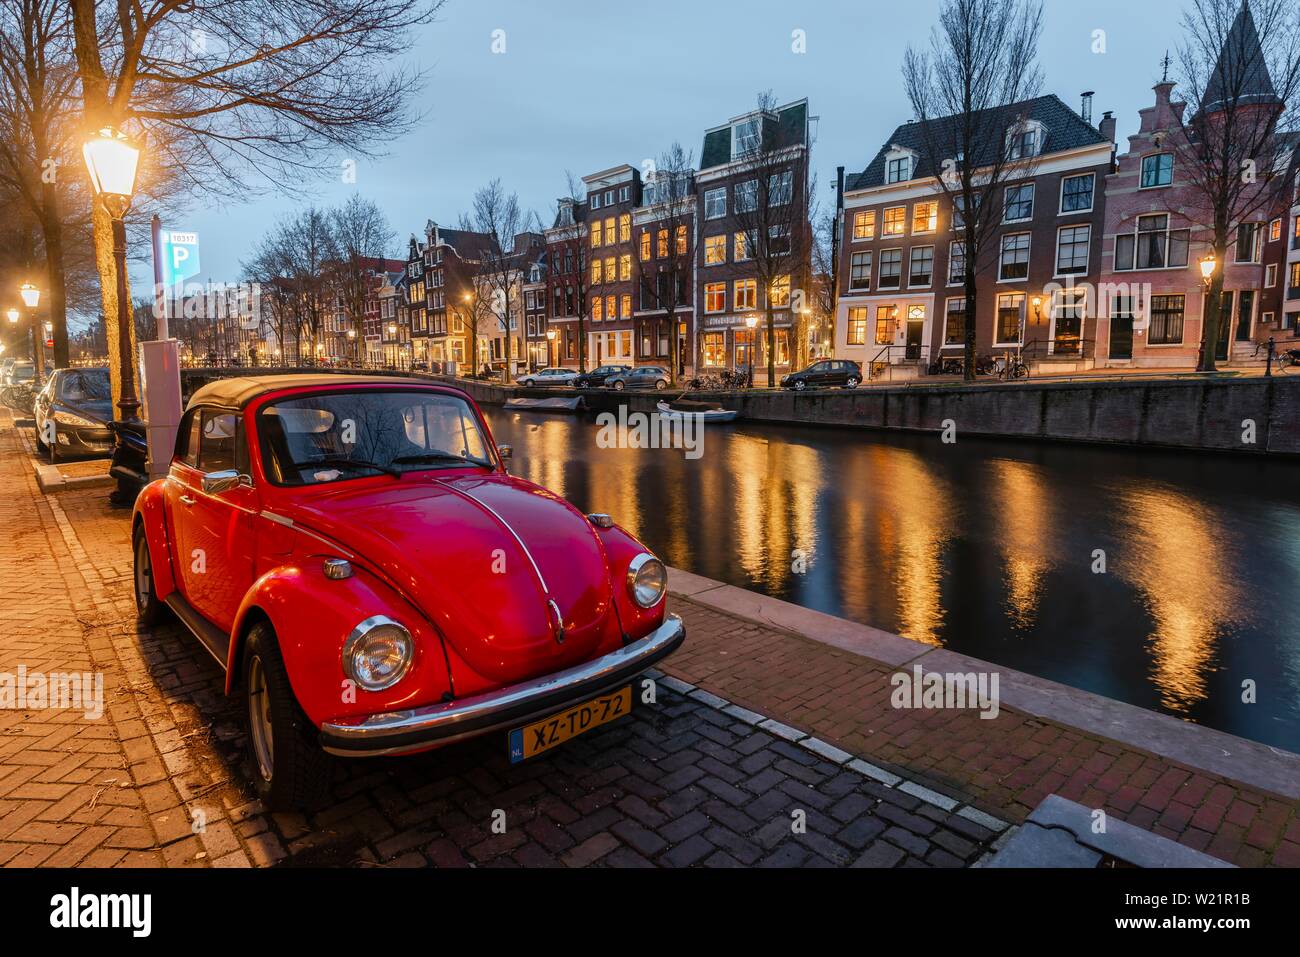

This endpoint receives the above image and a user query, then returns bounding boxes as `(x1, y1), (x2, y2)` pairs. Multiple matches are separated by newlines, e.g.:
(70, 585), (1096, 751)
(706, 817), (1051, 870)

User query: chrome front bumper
(319, 614), (685, 757)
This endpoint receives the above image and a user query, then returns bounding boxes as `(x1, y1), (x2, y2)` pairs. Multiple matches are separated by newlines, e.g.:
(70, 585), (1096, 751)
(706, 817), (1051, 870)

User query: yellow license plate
(508, 686), (632, 763)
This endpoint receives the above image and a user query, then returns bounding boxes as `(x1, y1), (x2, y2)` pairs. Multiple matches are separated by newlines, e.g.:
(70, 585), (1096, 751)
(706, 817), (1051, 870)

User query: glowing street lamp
(1199, 253), (1217, 286)
(83, 125), (142, 424)
(19, 283), (39, 309)
(5, 308), (17, 324)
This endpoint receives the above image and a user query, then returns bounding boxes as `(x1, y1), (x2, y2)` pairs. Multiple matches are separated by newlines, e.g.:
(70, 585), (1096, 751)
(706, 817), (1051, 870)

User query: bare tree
(810, 207), (838, 358)
(1169, 0), (1300, 370)
(242, 207), (333, 364)
(463, 181), (533, 383)
(636, 143), (697, 383)
(64, 0), (440, 411)
(329, 195), (395, 364)
(731, 91), (815, 385)
(903, 0), (1045, 381)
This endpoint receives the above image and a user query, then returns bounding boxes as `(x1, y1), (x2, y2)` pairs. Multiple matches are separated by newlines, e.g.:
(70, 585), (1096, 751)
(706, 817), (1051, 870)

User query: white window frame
(848, 251), (873, 292)
(994, 293), (1026, 348)
(877, 248), (903, 290)
(704, 187), (726, 220)
(1265, 263), (1278, 287)
(884, 151), (914, 184)
(1055, 224), (1092, 278)
(882, 205), (906, 237)
(912, 201), (938, 235)
(1003, 183), (1035, 224)
(1049, 288), (1088, 354)
(1059, 173), (1095, 214)
(948, 241), (966, 286)
(908, 246), (935, 289)
(1140, 153), (1174, 189)
(998, 233), (1031, 282)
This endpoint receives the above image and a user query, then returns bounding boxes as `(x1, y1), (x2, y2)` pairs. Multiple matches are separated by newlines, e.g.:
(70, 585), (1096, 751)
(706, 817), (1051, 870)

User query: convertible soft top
(186, 374), (448, 411)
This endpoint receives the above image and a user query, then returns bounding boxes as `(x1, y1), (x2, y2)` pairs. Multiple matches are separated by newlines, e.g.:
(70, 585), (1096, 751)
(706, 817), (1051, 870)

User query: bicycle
(992, 352), (1029, 381)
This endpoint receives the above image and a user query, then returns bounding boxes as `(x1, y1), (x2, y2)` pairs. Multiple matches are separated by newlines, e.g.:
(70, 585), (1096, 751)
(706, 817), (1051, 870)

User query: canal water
(483, 408), (1300, 752)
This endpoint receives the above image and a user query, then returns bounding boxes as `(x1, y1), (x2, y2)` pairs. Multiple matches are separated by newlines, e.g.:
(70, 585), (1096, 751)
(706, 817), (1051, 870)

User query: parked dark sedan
(606, 366), (670, 391)
(573, 364), (632, 389)
(780, 359), (862, 391)
(34, 367), (114, 460)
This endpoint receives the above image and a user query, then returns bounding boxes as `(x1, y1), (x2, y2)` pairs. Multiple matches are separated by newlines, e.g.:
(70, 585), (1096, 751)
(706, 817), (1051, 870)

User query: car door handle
(179, 494), (196, 506)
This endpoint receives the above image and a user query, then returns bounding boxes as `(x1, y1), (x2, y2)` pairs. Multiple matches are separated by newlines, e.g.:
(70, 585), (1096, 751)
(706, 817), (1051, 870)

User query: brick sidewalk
(0, 409), (1295, 867)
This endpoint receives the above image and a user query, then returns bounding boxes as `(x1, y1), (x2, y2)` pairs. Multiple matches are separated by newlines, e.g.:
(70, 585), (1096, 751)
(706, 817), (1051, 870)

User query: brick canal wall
(449, 375), (1300, 457)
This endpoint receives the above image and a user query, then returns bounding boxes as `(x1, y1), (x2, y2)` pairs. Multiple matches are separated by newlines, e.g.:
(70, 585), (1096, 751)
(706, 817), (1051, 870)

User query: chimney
(1099, 111), (1117, 143)
(1080, 91), (1095, 125)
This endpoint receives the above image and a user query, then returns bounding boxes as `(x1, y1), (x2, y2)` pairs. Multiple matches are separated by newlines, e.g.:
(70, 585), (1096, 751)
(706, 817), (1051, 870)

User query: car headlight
(342, 616), (413, 691)
(626, 553), (667, 608)
(54, 410), (100, 428)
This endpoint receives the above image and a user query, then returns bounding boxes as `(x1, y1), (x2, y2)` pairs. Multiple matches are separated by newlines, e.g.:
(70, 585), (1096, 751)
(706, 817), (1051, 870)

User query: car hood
(279, 472), (617, 685)
(55, 398), (112, 424)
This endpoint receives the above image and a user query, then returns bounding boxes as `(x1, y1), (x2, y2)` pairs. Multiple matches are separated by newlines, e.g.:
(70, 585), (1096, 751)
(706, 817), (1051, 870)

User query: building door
(1236, 290), (1255, 342)
(1110, 296), (1134, 360)
(1215, 292), (1234, 361)
(905, 317), (924, 360)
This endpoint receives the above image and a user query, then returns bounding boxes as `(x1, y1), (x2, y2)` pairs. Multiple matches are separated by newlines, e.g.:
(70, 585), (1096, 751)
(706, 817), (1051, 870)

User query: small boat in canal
(505, 396), (585, 413)
(656, 399), (739, 424)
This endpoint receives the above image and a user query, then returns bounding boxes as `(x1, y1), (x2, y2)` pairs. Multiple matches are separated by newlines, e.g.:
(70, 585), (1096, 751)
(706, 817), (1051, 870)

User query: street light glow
(5, 308), (18, 324)
(19, 283), (40, 309)
(82, 126), (141, 200)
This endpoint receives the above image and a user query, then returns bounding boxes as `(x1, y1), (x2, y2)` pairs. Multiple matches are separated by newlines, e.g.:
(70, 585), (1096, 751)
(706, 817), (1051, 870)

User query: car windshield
(11, 365), (34, 382)
(258, 389), (494, 486)
(59, 369), (110, 402)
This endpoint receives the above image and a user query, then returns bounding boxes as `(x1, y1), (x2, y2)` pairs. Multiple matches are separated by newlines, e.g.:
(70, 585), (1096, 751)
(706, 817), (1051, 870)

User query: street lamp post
(546, 328), (557, 367)
(18, 283), (43, 385)
(744, 314), (758, 388)
(83, 127), (142, 422)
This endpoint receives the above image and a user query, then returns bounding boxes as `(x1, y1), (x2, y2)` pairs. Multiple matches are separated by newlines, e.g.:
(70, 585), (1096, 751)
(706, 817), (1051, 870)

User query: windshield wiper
(307, 455), (401, 477)
(391, 451), (492, 469)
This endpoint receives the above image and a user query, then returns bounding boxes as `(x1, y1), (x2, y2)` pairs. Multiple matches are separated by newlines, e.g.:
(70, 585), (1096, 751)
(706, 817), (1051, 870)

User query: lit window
(619, 254), (632, 281)
(620, 214), (631, 243)
(734, 279), (757, 310)
(591, 220), (602, 247)
(875, 305), (897, 344)
(882, 207), (905, 236)
(770, 276), (791, 308)
(734, 230), (755, 261)
(853, 211), (876, 241)
(592, 259), (602, 285)
(704, 282), (726, 313)
(705, 235), (727, 265)
(912, 202), (938, 234)
(640, 231), (651, 261)
(847, 307), (867, 345)
(605, 218), (616, 246)
(675, 225), (687, 255)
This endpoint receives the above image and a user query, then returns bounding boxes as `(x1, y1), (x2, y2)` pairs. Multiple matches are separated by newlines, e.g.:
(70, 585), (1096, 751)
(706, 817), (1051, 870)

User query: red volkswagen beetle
(131, 375), (684, 808)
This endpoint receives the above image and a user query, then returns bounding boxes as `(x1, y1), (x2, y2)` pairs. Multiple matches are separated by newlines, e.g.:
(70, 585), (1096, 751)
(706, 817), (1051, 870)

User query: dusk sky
(133, 0), (1190, 303)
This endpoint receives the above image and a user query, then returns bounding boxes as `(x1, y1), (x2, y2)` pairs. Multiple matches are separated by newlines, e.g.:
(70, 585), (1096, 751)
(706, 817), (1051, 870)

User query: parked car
(34, 367), (114, 461)
(780, 360), (862, 391)
(573, 364), (631, 389)
(518, 367), (578, 388)
(131, 375), (685, 808)
(0, 357), (15, 384)
(606, 366), (670, 391)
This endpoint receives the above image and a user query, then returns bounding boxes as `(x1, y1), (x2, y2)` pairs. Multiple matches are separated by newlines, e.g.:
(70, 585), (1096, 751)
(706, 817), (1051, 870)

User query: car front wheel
(242, 623), (331, 810)
(613, 381), (625, 391)
(655, 379), (667, 391)
(794, 380), (807, 391)
(846, 377), (860, 389)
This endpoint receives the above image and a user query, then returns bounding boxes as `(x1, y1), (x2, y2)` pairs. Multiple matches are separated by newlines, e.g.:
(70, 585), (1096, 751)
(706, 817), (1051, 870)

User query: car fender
(226, 562), (454, 727)
(132, 479), (178, 602)
(592, 523), (668, 638)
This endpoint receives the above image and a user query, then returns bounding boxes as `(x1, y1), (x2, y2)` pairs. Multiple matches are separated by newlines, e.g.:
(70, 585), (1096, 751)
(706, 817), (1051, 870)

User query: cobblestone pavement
(1, 408), (1296, 868)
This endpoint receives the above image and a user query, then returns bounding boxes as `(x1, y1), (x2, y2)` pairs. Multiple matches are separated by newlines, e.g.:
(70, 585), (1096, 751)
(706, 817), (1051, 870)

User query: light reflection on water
(487, 407), (1300, 751)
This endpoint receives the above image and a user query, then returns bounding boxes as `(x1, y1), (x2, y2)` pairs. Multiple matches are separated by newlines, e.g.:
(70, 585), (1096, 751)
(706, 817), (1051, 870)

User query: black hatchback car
(573, 364), (632, 389)
(781, 359), (862, 391)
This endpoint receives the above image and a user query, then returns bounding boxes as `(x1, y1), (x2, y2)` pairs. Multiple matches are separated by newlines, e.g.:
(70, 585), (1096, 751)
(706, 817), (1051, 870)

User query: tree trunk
(964, 271), (979, 383)
(92, 202), (136, 414)
(766, 302), (776, 386)
(39, 192), (70, 369)
(1198, 240), (1227, 373)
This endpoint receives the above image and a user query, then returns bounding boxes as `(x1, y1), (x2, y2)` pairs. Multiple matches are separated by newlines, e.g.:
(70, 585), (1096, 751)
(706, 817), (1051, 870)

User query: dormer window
(884, 148), (915, 184)
(1006, 121), (1045, 161)
(733, 117), (762, 158)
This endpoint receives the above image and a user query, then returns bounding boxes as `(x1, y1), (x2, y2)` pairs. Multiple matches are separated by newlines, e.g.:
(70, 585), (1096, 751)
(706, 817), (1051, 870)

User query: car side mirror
(497, 445), (513, 461)
(201, 469), (244, 495)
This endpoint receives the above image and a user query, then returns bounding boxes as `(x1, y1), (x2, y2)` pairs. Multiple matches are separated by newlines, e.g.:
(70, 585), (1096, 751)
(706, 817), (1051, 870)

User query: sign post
(141, 218), (193, 480)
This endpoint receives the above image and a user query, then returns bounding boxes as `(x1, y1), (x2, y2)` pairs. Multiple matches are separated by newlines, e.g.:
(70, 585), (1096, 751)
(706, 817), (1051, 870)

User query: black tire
(242, 623), (331, 810)
(794, 380), (807, 391)
(132, 524), (167, 627)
